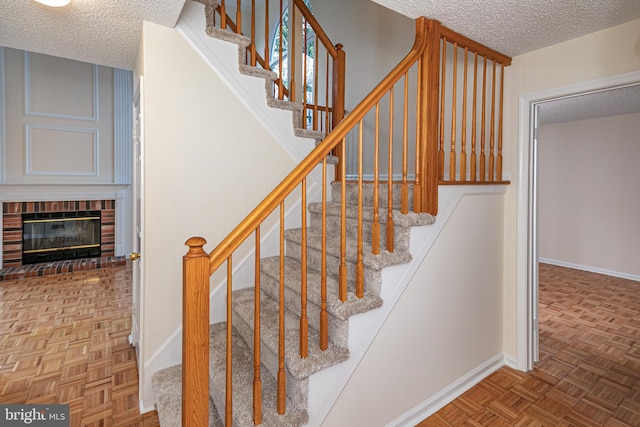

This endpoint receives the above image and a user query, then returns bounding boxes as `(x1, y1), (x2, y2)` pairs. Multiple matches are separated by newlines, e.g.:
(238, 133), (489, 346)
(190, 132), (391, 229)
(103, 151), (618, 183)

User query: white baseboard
(386, 353), (506, 427)
(503, 353), (519, 370)
(538, 258), (640, 283)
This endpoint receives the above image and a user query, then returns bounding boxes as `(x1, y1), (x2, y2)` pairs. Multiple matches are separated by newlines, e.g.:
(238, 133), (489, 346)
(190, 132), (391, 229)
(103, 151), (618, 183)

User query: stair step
(205, 25), (251, 48)
(209, 322), (309, 426)
(260, 256), (383, 347)
(285, 227), (412, 295)
(331, 181), (418, 209)
(152, 365), (222, 427)
(308, 201), (435, 252)
(231, 288), (350, 409)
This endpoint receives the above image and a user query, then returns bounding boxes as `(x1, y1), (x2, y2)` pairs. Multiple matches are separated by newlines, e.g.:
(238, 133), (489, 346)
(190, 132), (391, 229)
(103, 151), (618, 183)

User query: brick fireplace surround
(1, 200), (125, 280)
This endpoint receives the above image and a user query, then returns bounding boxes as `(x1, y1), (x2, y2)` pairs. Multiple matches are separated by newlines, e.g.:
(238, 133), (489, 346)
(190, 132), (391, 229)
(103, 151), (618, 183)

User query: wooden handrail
(439, 26), (511, 65)
(208, 17), (429, 274)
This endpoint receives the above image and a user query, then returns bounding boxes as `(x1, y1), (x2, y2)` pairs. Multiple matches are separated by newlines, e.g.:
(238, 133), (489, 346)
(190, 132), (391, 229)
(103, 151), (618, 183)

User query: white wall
(538, 113), (640, 278)
(502, 18), (640, 358)
(310, 0), (413, 112)
(323, 192), (505, 426)
(137, 19), (299, 400)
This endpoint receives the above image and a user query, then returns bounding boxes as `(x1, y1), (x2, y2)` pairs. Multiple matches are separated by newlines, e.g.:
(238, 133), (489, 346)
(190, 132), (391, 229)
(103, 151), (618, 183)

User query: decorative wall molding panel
(24, 51), (99, 121)
(25, 124), (99, 176)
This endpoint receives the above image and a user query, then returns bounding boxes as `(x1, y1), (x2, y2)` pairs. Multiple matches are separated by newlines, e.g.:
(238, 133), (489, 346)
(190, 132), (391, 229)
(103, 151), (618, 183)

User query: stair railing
(182, 17), (511, 426)
(435, 28), (512, 183)
(207, 0), (345, 135)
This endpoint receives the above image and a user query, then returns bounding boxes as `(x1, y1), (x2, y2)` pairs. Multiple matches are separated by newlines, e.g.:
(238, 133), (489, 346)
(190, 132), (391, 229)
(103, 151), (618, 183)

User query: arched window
(269, 1), (315, 106)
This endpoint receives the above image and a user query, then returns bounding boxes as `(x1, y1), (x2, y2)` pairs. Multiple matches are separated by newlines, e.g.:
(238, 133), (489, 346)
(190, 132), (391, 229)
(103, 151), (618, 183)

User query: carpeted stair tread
(209, 322), (308, 427)
(260, 256), (383, 321)
(308, 201), (436, 227)
(152, 365), (222, 427)
(239, 64), (278, 81)
(285, 227), (412, 271)
(205, 25), (251, 48)
(232, 288), (350, 381)
(294, 127), (325, 140)
(332, 181), (418, 209)
(267, 97), (304, 112)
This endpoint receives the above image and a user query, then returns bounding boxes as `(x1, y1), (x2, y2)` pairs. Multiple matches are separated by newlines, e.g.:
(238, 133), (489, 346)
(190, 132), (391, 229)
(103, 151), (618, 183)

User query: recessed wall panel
(26, 125), (98, 176)
(25, 52), (98, 121)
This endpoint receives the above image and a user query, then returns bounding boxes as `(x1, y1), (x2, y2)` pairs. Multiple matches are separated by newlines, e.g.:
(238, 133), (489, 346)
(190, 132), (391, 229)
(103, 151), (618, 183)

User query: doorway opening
(516, 71), (640, 371)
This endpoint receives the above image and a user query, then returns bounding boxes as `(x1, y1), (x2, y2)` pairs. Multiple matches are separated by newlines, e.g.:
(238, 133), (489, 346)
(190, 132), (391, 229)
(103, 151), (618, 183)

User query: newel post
(182, 237), (210, 426)
(419, 19), (441, 215)
(333, 43), (346, 181)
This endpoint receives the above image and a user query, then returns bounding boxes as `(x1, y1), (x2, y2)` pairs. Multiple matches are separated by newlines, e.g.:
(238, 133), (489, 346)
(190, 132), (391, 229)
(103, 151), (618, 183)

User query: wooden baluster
(339, 137), (347, 302)
(356, 120), (364, 298)
(470, 52), (478, 181)
(250, 0), (256, 66)
(264, 0), (269, 70)
(302, 20), (308, 128)
(290, 5), (296, 103)
(489, 60), (496, 182)
(182, 237), (210, 427)
(401, 72), (409, 214)
(313, 37), (319, 130)
(236, 0), (242, 34)
(450, 42), (458, 181)
(460, 48), (468, 182)
(277, 202), (286, 414)
(253, 228), (262, 425)
(498, 63), (504, 181)
(220, 0), (227, 29)
(320, 158), (328, 350)
(372, 103), (381, 255)
(386, 87), (395, 253)
(300, 180), (308, 358)
(480, 55), (487, 182)
(325, 51), (330, 132)
(413, 57), (422, 213)
(277, 0), (284, 99)
(226, 255), (233, 426)
(332, 44), (346, 181)
(438, 38), (446, 181)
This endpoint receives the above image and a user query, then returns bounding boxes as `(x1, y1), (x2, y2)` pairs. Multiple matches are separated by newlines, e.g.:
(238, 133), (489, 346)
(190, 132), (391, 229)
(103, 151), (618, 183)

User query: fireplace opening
(22, 211), (101, 264)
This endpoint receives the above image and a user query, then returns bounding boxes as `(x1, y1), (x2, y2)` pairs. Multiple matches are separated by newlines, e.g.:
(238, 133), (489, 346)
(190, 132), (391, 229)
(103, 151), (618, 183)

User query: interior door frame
(516, 70), (640, 371)
(132, 76), (145, 356)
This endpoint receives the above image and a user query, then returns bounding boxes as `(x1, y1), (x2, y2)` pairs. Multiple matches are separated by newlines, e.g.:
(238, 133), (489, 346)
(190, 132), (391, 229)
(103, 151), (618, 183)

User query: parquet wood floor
(418, 263), (640, 426)
(0, 264), (160, 426)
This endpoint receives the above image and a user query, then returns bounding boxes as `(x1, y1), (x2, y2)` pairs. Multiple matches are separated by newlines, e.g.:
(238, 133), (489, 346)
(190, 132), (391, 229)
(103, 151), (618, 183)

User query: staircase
(151, 1), (511, 425)
(154, 181), (434, 426)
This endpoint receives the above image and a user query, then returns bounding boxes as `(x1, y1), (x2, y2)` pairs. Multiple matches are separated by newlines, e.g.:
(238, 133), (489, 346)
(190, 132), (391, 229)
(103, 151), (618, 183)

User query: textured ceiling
(371, 0), (640, 57)
(0, 0), (187, 70)
(538, 85), (640, 125)
(1, 0), (639, 121)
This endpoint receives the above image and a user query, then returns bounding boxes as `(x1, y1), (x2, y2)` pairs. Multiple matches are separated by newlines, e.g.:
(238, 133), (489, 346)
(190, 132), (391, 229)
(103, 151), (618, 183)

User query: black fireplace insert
(22, 211), (101, 264)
